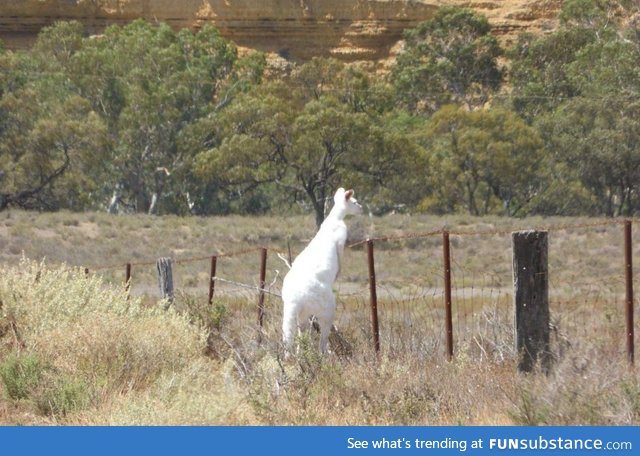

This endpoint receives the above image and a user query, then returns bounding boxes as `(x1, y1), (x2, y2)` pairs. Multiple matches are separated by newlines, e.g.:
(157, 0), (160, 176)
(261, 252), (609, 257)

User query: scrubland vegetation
(1, 0), (639, 427)
(0, 211), (638, 425)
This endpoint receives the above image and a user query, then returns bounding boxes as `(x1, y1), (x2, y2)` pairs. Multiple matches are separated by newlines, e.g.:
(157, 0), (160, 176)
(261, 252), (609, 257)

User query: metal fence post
(367, 239), (381, 354)
(125, 262), (132, 298)
(257, 248), (268, 340)
(443, 230), (454, 362)
(208, 255), (217, 305)
(624, 220), (635, 365)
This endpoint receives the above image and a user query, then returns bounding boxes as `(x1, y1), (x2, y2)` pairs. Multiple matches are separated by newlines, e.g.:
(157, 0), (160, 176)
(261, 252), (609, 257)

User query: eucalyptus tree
(537, 28), (640, 216)
(391, 6), (503, 115)
(509, 0), (632, 120)
(69, 20), (263, 214)
(423, 105), (544, 216)
(0, 24), (107, 211)
(195, 58), (417, 227)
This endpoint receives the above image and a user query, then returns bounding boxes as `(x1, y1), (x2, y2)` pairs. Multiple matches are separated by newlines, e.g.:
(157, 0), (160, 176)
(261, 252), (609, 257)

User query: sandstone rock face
(0, 0), (561, 64)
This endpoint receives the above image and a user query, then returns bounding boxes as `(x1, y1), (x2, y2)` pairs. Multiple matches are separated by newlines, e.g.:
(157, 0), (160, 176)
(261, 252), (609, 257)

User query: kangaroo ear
(345, 189), (354, 200)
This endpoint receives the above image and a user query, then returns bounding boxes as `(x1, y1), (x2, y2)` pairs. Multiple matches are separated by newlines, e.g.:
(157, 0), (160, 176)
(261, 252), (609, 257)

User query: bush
(0, 353), (45, 400)
(0, 258), (206, 421)
(35, 374), (90, 417)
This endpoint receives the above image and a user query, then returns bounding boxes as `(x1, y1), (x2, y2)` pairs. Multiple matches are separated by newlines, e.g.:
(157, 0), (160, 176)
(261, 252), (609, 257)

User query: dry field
(0, 210), (638, 425)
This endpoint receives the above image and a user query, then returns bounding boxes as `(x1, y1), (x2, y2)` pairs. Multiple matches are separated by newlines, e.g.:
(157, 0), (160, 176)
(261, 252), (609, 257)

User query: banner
(0, 426), (636, 455)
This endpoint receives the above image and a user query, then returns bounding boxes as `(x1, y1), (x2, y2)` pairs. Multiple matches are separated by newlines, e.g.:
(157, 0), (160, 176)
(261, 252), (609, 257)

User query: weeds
(34, 374), (91, 417)
(0, 353), (45, 400)
(0, 353), (90, 417)
(0, 256), (636, 425)
(0, 212), (636, 425)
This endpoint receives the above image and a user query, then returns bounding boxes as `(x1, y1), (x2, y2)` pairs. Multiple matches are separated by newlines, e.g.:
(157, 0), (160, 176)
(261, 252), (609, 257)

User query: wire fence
(85, 218), (636, 365)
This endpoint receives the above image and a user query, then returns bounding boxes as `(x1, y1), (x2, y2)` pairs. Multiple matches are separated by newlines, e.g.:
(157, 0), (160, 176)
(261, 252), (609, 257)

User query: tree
(0, 26), (107, 211)
(69, 20), (263, 214)
(538, 99), (640, 216)
(513, 0), (640, 216)
(195, 58), (416, 227)
(422, 105), (544, 216)
(507, 0), (640, 216)
(195, 83), (371, 228)
(536, 34), (640, 216)
(0, 89), (107, 211)
(509, 0), (631, 120)
(391, 7), (503, 115)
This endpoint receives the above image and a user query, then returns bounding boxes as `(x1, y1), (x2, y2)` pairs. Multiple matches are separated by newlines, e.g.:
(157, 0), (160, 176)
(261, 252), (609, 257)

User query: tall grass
(0, 212), (638, 425)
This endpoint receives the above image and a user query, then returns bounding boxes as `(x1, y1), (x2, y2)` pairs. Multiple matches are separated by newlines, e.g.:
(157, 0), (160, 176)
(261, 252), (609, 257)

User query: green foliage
(0, 353), (45, 400)
(196, 57), (418, 226)
(0, 24), (108, 211)
(0, 20), (262, 214)
(524, 171), (598, 216)
(1, 4), (640, 218)
(0, 352), (90, 417)
(559, 0), (627, 27)
(391, 7), (503, 114)
(69, 20), (253, 214)
(421, 105), (544, 215)
(509, 28), (596, 119)
(508, 0), (640, 215)
(209, 302), (227, 331)
(34, 374), (91, 417)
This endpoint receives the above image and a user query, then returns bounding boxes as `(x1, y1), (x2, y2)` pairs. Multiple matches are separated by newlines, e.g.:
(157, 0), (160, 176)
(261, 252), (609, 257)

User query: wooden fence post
(367, 239), (381, 354)
(156, 257), (174, 309)
(624, 220), (635, 365)
(512, 230), (551, 373)
(442, 230), (454, 362)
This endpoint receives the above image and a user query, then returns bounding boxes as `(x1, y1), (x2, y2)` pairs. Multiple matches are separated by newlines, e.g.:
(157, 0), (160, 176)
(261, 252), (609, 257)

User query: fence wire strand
(80, 218), (633, 361)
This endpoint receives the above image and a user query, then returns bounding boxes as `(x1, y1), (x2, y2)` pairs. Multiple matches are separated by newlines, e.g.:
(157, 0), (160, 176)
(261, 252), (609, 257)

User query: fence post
(624, 220), (635, 365)
(156, 257), (174, 309)
(257, 248), (268, 340)
(367, 239), (381, 354)
(125, 262), (132, 297)
(512, 230), (551, 373)
(208, 255), (217, 305)
(442, 230), (454, 362)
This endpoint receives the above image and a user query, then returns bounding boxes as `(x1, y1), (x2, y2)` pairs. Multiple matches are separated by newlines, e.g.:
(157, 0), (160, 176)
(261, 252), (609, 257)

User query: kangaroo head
(334, 187), (362, 216)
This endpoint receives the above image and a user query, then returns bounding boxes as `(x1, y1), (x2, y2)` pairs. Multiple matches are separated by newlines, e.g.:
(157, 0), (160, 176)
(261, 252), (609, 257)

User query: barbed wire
(91, 245), (265, 272)
(348, 218), (625, 248)
(71, 216), (632, 358)
(87, 217), (628, 275)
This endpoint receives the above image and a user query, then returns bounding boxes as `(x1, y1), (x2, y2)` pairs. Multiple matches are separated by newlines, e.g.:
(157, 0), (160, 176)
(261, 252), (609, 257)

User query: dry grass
(0, 211), (638, 425)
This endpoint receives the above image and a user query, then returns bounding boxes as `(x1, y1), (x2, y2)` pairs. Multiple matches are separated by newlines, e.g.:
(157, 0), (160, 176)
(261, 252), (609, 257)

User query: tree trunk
(148, 193), (158, 215)
(307, 186), (326, 230)
(108, 186), (121, 214)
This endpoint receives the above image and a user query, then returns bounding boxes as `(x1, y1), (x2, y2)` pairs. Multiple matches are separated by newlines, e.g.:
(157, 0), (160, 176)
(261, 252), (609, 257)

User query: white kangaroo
(281, 187), (362, 355)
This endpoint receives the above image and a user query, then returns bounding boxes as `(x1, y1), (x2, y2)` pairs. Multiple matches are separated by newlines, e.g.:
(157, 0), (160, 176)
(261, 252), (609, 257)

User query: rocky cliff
(0, 0), (561, 64)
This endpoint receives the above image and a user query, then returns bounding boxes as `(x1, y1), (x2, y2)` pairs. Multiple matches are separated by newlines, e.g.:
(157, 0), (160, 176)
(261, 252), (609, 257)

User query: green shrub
(0, 353), (45, 400)
(35, 375), (91, 417)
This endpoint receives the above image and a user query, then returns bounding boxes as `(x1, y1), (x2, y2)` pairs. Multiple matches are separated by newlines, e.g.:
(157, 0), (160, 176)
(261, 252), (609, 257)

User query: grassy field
(0, 210), (638, 425)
